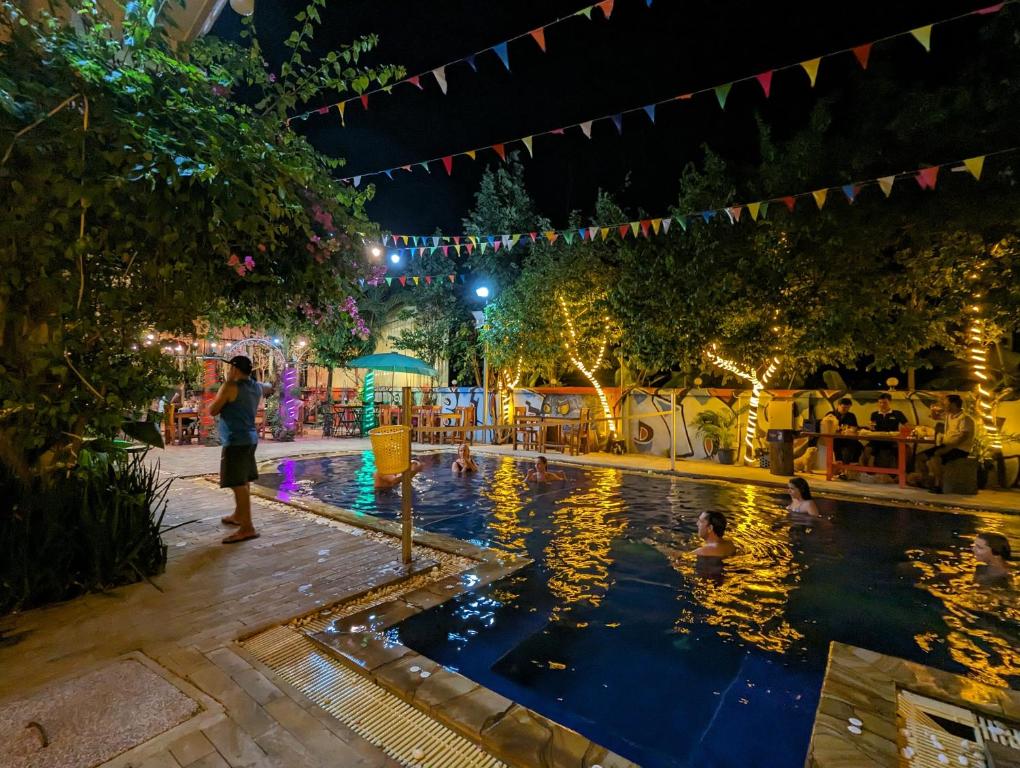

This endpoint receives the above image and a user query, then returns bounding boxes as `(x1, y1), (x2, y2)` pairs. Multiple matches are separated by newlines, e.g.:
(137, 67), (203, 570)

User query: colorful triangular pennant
(756, 71), (773, 98)
(812, 189), (828, 210)
(493, 42), (510, 70)
(800, 58), (821, 87)
(852, 43), (872, 70)
(910, 25), (932, 52)
(714, 83), (732, 110)
(432, 66), (448, 95)
(963, 156), (984, 180)
(916, 166), (940, 190)
(530, 27), (546, 52)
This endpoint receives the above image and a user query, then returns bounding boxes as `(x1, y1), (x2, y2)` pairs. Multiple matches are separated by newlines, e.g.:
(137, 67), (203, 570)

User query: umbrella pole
(401, 385), (413, 565)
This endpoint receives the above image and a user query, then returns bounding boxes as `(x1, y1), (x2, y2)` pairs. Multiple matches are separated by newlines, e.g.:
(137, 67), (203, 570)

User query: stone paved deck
(0, 472), (440, 768)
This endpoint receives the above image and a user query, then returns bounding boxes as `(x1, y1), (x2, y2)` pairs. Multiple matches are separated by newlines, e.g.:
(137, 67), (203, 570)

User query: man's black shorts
(220, 444), (258, 488)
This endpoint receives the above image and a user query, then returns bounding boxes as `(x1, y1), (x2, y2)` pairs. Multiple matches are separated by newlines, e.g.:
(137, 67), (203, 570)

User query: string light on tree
(967, 265), (1002, 450)
(706, 346), (780, 464)
(557, 294), (615, 436)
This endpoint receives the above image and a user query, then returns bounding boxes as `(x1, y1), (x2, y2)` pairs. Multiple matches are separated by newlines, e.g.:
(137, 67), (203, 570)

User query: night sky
(211, 0), (992, 236)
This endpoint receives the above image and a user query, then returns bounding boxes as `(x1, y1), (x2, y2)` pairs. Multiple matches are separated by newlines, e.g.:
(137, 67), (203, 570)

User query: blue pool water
(258, 452), (1020, 767)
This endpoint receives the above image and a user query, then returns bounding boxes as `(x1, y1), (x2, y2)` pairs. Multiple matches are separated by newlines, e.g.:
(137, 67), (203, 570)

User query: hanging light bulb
(229, 0), (254, 16)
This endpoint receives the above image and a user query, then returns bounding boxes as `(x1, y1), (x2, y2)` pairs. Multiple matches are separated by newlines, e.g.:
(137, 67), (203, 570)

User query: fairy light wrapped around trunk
(967, 268), (1002, 450)
(557, 294), (616, 436)
(705, 346), (780, 464)
(361, 370), (377, 433)
(282, 365), (299, 433)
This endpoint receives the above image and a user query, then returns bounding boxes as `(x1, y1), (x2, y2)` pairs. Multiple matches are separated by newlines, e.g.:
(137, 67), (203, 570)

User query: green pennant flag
(563, 231), (574, 244)
(759, 201), (769, 219)
(714, 83), (732, 110)
(910, 25), (932, 52)
(630, 221), (640, 237)
(576, 5), (594, 19)
(385, 277), (392, 286)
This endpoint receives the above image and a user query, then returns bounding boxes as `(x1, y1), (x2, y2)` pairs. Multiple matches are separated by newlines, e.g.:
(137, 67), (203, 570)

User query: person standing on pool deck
(694, 511), (736, 558)
(210, 355), (273, 544)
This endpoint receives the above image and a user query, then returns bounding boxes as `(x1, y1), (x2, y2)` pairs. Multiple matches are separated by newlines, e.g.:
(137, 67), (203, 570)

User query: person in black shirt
(864, 392), (909, 467)
(831, 398), (863, 464)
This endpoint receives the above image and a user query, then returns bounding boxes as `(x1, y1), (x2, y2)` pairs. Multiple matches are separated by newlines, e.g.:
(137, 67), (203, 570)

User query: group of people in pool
(372, 443), (565, 489)
(372, 447), (1013, 584)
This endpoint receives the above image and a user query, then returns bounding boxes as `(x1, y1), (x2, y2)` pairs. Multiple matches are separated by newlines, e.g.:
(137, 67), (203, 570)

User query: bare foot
(221, 516), (241, 526)
(222, 529), (260, 544)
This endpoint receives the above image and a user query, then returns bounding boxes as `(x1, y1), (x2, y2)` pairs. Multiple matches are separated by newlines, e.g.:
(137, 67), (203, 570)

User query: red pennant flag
(493, 241), (502, 252)
(398, 275), (407, 287)
(618, 224), (629, 239)
(852, 44), (872, 70)
(466, 243), (474, 254)
(551, 128), (565, 135)
(975, 3), (1004, 13)
(530, 28), (546, 52)
(453, 236), (461, 245)
(492, 143), (506, 161)
(360, 94), (369, 110)
(442, 156), (453, 175)
(781, 196), (796, 212)
(755, 71), (773, 97)
(640, 219), (651, 238)
(529, 232), (538, 242)
(729, 206), (743, 222)
(407, 75), (423, 89)
(425, 275), (432, 285)
(597, 0), (614, 19)
(401, 164), (411, 172)
(441, 245), (449, 256)
(448, 275), (455, 283)
(916, 166), (940, 190)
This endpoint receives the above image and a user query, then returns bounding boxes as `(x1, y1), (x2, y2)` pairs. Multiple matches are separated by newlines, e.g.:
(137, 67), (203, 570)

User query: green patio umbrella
(347, 352), (437, 431)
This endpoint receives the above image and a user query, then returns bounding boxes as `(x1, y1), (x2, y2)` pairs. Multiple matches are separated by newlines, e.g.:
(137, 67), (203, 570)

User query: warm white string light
(706, 346), (780, 464)
(500, 357), (523, 424)
(967, 274), (1002, 449)
(558, 295), (616, 435)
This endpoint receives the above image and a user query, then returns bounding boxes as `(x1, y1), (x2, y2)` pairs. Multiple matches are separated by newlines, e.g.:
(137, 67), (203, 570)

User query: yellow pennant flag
(468, 236), (477, 246)
(629, 221), (640, 237)
(878, 176), (895, 198)
(454, 244), (461, 255)
(510, 234), (521, 248)
(800, 58), (821, 87)
(963, 156), (984, 180)
(413, 276), (420, 285)
(747, 202), (761, 221)
(600, 227), (610, 240)
(466, 150), (477, 160)
(337, 102), (346, 126)
(812, 189), (828, 209)
(910, 25), (932, 52)
(651, 218), (662, 235)
(522, 136), (534, 157)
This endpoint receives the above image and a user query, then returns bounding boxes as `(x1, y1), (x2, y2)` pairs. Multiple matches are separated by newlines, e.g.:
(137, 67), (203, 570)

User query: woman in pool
(525, 455), (565, 483)
(374, 458), (423, 490)
(451, 443), (478, 473)
(972, 532), (1012, 585)
(786, 477), (820, 517)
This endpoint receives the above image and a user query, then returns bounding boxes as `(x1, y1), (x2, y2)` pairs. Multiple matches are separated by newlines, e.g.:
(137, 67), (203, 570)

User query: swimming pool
(258, 452), (1020, 768)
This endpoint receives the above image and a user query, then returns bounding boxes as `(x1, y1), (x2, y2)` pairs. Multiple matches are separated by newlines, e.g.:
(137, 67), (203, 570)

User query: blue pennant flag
(611, 114), (623, 134)
(465, 54), (477, 72)
(701, 210), (716, 223)
(492, 42), (510, 70)
(643, 105), (656, 123)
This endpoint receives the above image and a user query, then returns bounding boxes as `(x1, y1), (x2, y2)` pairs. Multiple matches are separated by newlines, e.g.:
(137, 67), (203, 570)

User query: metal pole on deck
(670, 390), (677, 472)
(401, 385), (412, 564)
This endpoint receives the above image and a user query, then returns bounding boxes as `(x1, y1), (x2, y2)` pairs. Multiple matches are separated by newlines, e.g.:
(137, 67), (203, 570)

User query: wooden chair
(515, 414), (541, 452)
(565, 408), (592, 455)
(164, 403), (176, 446)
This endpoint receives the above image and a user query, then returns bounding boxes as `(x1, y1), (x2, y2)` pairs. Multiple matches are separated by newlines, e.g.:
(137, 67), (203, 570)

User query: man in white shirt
(928, 394), (975, 493)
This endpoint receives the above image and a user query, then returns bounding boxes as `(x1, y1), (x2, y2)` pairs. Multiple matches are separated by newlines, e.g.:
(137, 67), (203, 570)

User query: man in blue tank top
(210, 355), (273, 544)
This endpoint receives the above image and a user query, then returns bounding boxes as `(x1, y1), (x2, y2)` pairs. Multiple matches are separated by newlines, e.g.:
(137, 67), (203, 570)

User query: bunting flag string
(285, 0), (651, 127)
(337, 2), (1010, 185)
(375, 146), (1016, 257)
(360, 274), (466, 289)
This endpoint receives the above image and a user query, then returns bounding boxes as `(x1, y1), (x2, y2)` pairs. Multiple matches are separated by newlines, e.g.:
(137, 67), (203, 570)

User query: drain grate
(242, 626), (505, 768)
(898, 689), (1020, 767)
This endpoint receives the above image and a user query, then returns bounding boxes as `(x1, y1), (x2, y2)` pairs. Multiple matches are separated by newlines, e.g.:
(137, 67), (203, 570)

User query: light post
(473, 285), (491, 443)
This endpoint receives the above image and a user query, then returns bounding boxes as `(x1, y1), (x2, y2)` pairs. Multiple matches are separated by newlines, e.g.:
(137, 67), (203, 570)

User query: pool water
(258, 452), (1020, 768)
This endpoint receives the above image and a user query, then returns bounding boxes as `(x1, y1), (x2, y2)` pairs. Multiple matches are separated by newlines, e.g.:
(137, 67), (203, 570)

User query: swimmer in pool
(374, 458), (423, 490)
(451, 442), (478, 473)
(525, 455), (565, 483)
(972, 532), (1012, 586)
(694, 511), (736, 559)
(786, 477), (820, 517)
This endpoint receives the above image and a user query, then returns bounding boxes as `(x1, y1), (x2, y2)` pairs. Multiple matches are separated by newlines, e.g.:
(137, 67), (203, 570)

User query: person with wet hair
(526, 455), (565, 483)
(786, 477), (820, 517)
(451, 442), (479, 473)
(972, 532), (1012, 585)
(694, 511), (735, 558)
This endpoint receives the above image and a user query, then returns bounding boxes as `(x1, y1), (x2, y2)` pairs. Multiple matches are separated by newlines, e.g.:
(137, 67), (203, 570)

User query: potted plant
(689, 409), (740, 465)
(970, 428), (1019, 489)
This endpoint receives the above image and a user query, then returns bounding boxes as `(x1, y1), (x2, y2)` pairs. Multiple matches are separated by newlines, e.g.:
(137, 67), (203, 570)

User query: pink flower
(244, 256), (255, 270)
(235, 266), (246, 276)
(227, 253), (239, 266)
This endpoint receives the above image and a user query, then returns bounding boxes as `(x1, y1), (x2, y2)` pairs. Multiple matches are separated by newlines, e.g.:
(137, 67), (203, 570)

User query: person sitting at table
(786, 477), (820, 517)
(925, 394), (975, 494)
(830, 398), (863, 465)
(451, 442), (478, 473)
(863, 393), (909, 468)
(971, 531), (1012, 586)
(526, 455), (565, 483)
(374, 458), (423, 490)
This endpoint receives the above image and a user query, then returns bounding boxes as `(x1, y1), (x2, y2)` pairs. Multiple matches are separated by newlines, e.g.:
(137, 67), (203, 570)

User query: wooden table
(173, 409), (198, 444)
(800, 431), (936, 488)
(513, 416), (584, 453)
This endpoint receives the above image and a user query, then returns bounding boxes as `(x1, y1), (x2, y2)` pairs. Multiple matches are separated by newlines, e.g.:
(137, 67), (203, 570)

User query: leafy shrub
(0, 448), (172, 614)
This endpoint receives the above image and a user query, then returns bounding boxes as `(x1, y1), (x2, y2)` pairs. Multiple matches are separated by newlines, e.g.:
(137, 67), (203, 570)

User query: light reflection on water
(257, 453), (1020, 767)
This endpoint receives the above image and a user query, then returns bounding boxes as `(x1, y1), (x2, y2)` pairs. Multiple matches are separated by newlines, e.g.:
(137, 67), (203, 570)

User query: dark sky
(211, 0), (994, 236)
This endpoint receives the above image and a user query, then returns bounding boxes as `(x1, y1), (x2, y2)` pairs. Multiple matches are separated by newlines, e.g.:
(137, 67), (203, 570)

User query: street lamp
(390, 253), (401, 265)
(370, 246), (382, 258)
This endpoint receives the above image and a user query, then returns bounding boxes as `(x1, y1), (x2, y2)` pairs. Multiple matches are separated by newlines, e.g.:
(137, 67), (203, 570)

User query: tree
(0, 0), (402, 479)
